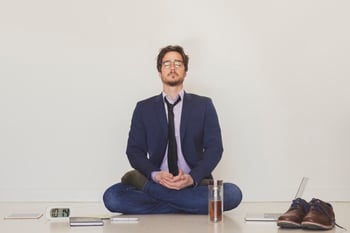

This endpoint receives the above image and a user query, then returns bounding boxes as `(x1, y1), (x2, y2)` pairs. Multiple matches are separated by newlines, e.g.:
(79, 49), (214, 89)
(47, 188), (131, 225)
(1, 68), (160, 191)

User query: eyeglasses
(162, 60), (184, 69)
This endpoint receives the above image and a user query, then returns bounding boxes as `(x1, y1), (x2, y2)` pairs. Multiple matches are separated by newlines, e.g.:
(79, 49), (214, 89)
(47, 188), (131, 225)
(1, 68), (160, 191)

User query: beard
(164, 79), (184, 86)
(162, 73), (185, 86)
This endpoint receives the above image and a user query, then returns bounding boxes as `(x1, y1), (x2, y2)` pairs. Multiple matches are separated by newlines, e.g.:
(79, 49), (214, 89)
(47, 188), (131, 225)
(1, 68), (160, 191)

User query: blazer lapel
(155, 93), (168, 138)
(180, 92), (193, 144)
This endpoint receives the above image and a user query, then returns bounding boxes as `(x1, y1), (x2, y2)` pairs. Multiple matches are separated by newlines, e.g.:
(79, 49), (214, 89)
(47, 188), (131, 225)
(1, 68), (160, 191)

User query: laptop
(244, 177), (309, 222)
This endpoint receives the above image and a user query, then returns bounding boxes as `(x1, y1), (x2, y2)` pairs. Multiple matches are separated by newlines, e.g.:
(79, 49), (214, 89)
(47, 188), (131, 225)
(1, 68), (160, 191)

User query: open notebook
(245, 177), (309, 222)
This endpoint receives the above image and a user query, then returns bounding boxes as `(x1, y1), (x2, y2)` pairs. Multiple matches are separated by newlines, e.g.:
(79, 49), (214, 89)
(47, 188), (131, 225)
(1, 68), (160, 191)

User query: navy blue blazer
(126, 92), (223, 185)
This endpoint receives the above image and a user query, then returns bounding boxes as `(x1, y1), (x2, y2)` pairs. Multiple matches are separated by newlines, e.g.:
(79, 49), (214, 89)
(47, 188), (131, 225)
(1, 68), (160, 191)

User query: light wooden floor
(1, 201), (349, 233)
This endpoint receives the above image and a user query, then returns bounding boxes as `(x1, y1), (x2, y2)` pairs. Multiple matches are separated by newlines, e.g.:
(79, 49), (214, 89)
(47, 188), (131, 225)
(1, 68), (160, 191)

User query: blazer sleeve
(188, 98), (223, 186)
(126, 102), (161, 178)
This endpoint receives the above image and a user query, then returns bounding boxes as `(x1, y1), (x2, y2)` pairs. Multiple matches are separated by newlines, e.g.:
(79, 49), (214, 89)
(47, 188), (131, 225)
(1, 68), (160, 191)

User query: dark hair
(156, 45), (189, 72)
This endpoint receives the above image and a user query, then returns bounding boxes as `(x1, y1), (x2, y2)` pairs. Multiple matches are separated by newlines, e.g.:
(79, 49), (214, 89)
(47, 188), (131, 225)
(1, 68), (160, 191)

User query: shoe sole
(301, 221), (334, 230)
(277, 220), (301, 229)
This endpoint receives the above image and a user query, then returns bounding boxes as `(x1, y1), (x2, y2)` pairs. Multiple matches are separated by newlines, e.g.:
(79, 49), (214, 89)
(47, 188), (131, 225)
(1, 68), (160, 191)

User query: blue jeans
(103, 181), (242, 214)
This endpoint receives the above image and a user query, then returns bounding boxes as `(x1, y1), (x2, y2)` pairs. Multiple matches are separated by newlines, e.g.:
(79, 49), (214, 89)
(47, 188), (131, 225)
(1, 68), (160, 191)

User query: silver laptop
(244, 177), (309, 222)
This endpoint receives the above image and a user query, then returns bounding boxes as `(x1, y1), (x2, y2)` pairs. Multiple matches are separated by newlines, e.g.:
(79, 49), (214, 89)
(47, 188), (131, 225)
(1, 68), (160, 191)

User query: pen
(110, 217), (139, 222)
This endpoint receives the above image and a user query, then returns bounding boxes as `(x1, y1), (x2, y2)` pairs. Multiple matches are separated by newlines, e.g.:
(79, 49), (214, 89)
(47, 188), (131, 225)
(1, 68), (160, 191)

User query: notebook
(69, 217), (104, 226)
(244, 177), (309, 222)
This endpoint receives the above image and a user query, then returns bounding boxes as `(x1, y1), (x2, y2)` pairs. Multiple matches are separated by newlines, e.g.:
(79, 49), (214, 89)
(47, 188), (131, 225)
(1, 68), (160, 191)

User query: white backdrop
(1, 0), (349, 202)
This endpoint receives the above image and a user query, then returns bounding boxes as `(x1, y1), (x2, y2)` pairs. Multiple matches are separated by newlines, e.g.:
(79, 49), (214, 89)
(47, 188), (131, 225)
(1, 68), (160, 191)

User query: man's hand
(155, 170), (194, 190)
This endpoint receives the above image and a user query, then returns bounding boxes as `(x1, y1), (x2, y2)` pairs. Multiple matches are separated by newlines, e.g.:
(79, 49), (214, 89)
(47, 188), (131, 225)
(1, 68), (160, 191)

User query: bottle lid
(208, 179), (223, 186)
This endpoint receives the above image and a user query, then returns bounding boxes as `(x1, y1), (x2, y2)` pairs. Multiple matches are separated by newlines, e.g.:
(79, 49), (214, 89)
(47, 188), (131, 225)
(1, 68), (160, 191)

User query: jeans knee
(103, 186), (122, 213)
(223, 183), (242, 211)
(103, 188), (113, 212)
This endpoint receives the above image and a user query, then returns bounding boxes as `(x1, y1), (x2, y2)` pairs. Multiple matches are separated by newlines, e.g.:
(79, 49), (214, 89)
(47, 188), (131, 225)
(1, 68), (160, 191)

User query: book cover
(69, 217), (104, 226)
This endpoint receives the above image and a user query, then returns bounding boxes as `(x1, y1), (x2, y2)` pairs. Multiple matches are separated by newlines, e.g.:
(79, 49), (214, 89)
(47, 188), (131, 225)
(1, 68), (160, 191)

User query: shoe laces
(290, 198), (309, 213)
(309, 198), (347, 231)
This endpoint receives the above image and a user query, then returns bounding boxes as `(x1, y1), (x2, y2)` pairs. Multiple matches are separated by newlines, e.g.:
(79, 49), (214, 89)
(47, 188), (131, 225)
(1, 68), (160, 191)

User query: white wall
(0, 0), (349, 202)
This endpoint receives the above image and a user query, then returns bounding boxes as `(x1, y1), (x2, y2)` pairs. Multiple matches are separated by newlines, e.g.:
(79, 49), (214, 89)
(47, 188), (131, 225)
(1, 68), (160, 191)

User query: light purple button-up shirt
(151, 90), (191, 182)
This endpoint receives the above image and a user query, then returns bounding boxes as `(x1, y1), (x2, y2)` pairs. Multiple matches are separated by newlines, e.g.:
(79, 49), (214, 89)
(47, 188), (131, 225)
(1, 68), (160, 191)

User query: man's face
(159, 51), (186, 87)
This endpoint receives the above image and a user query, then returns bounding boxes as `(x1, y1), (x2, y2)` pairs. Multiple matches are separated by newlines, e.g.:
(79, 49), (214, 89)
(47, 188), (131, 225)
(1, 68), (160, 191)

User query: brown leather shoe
(277, 198), (310, 228)
(301, 198), (335, 230)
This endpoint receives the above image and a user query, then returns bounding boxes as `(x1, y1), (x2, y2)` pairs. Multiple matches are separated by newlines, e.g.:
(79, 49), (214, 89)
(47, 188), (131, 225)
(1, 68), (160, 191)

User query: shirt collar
(162, 89), (184, 104)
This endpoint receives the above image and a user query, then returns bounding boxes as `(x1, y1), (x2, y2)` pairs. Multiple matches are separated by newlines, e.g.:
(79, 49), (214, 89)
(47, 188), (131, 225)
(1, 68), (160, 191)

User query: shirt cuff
(151, 171), (160, 182)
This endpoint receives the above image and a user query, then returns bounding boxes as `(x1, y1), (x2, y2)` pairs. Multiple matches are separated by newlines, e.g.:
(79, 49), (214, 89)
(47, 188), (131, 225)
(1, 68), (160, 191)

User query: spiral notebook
(245, 177), (309, 222)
